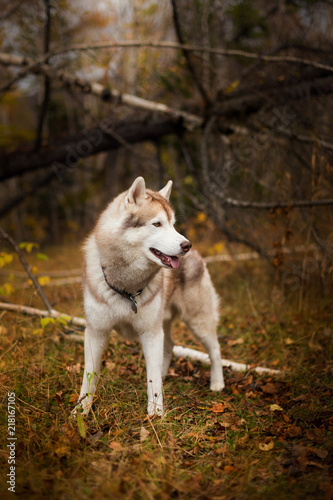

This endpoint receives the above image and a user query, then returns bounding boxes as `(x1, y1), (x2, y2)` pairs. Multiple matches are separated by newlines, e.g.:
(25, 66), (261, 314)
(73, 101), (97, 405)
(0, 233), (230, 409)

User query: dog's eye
(153, 222), (161, 227)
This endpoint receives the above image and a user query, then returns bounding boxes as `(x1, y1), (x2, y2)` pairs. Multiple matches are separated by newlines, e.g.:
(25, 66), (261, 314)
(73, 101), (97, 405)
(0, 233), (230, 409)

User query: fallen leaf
(261, 382), (278, 394)
(224, 465), (236, 473)
(219, 421), (231, 429)
(69, 393), (78, 403)
(54, 445), (70, 458)
(91, 459), (111, 474)
(227, 338), (244, 347)
(243, 375), (253, 385)
(259, 440), (274, 451)
(211, 403), (225, 413)
(306, 429), (321, 442)
(309, 447), (328, 459)
(109, 441), (123, 451)
(216, 445), (227, 454)
(270, 404), (284, 412)
(140, 426), (150, 443)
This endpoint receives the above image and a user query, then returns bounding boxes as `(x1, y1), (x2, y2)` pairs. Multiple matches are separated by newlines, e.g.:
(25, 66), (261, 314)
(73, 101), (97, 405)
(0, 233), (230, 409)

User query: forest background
(0, 1), (332, 499)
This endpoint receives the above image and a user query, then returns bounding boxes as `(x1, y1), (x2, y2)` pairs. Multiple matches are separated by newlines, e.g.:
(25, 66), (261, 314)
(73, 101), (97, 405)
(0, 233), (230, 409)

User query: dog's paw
(70, 395), (92, 419)
(147, 402), (163, 417)
(69, 407), (77, 420)
(210, 380), (225, 391)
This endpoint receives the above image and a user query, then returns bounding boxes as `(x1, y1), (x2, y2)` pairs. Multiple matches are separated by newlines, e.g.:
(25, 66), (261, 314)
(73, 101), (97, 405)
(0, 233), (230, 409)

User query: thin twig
(0, 340), (18, 360)
(222, 197), (333, 210)
(0, 227), (53, 313)
(16, 396), (49, 414)
(46, 40), (333, 75)
(146, 414), (163, 449)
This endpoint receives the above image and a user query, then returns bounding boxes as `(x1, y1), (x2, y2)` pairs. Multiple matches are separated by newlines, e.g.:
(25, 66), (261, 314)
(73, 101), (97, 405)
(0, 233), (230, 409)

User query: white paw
(147, 401), (164, 417)
(72, 394), (93, 417)
(210, 380), (225, 391)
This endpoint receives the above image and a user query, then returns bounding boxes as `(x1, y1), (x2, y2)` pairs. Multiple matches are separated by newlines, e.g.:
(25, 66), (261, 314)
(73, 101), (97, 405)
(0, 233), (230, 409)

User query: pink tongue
(170, 256), (180, 269)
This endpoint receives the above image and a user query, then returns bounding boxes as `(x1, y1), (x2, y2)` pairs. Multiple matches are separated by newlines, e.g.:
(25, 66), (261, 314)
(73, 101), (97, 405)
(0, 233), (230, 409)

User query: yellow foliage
(38, 276), (51, 286)
(224, 80), (240, 93)
(196, 212), (207, 223)
(187, 228), (196, 240)
(0, 252), (13, 268)
(31, 328), (44, 337)
(0, 283), (15, 296)
(213, 242), (225, 254)
(19, 241), (39, 253)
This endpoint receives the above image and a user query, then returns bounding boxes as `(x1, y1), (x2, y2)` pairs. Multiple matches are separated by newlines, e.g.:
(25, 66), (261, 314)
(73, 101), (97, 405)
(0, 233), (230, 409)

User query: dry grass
(0, 242), (332, 499)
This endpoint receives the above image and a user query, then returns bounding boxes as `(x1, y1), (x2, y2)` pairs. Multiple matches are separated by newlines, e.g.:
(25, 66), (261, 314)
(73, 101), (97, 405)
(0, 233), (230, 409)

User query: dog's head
(123, 177), (191, 269)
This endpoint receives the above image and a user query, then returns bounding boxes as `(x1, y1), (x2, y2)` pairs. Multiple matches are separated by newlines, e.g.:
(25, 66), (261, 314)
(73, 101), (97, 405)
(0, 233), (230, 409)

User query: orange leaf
(224, 465), (236, 473)
(216, 445), (227, 454)
(109, 441), (123, 451)
(261, 383), (278, 394)
(211, 403), (225, 413)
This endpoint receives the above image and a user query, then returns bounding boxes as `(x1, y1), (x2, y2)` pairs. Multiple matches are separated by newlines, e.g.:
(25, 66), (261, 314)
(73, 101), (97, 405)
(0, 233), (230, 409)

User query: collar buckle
(101, 267), (143, 314)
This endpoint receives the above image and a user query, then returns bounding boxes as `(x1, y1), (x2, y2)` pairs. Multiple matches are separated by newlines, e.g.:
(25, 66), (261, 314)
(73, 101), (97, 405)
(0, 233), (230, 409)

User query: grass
(0, 241), (332, 499)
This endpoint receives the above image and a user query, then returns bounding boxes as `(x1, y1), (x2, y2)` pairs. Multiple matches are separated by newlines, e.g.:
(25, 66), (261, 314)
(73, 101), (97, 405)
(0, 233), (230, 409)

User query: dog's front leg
(77, 325), (109, 415)
(140, 329), (164, 416)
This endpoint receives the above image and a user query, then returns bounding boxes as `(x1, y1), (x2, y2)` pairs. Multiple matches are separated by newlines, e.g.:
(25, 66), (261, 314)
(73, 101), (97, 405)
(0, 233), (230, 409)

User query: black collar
(101, 267), (143, 314)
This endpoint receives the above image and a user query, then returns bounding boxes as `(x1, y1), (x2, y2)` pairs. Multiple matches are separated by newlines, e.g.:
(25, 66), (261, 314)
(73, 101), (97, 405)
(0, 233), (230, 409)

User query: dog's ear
(159, 180), (173, 201)
(125, 177), (146, 207)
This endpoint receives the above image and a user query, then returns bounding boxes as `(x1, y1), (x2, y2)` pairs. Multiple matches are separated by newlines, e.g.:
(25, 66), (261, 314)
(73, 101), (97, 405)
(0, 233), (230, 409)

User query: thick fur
(78, 177), (224, 416)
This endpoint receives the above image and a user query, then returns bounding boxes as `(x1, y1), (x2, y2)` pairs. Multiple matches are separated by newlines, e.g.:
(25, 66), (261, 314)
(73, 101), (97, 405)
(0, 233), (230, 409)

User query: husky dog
(78, 177), (224, 416)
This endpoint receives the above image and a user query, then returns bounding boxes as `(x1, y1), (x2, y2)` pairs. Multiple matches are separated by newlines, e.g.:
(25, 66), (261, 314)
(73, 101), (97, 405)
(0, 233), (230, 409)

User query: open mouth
(150, 248), (180, 269)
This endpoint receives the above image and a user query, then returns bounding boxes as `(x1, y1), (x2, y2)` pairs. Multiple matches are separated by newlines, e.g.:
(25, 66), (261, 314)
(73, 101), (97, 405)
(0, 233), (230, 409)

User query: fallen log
(0, 302), (281, 375)
(172, 345), (280, 375)
(0, 301), (86, 327)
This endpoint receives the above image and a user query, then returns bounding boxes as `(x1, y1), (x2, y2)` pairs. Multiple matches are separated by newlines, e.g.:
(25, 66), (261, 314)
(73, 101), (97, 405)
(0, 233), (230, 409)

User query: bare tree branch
(0, 52), (202, 130)
(34, 0), (52, 152)
(274, 129), (333, 151)
(2, 51), (333, 136)
(0, 171), (54, 218)
(222, 197), (333, 209)
(0, 117), (182, 182)
(170, 0), (210, 104)
(46, 40), (333, 74)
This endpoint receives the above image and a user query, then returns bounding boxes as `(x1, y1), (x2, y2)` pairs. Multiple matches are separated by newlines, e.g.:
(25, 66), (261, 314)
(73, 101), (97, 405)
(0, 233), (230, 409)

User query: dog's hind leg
(186, 315), (225, 391)
(77, 324), (110, 415)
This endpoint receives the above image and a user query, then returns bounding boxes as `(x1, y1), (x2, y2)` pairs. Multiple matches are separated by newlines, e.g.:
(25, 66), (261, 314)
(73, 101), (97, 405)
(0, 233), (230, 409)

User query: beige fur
(77, 177), (224, 416)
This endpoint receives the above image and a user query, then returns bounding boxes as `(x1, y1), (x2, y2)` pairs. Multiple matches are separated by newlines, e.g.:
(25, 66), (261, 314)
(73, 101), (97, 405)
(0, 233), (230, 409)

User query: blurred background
(0, 0), (332, 289)
(0, 5), (332, 496)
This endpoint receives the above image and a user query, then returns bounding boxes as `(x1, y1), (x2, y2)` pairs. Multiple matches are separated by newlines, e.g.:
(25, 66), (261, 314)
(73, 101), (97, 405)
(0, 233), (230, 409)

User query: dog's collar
(101, 267), (143, 314)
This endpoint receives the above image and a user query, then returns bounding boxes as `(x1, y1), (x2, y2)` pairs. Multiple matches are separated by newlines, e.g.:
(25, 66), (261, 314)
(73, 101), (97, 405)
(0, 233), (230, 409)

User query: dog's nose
(180, 240), (192, 253)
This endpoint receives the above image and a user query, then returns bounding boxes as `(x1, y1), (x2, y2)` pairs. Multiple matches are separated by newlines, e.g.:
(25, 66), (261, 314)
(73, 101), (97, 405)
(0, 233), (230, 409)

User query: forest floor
(0, 242), (332, 499)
